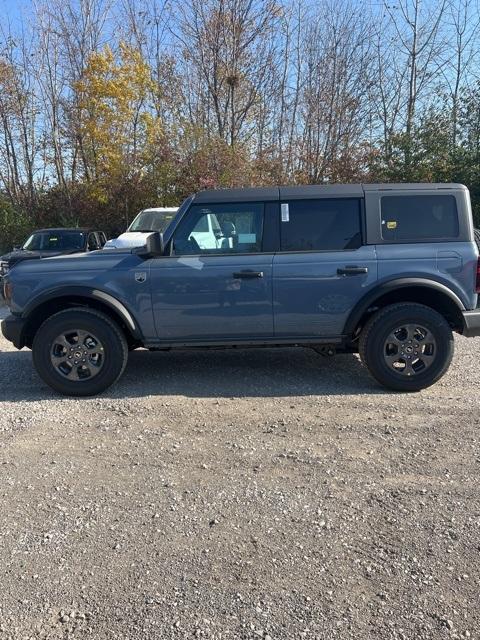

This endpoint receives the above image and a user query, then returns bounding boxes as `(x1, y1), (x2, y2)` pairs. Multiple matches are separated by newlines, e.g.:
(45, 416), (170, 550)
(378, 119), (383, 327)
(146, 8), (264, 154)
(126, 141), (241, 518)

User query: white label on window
(238, 233), (256, 243)
(281, 203), (289, 222)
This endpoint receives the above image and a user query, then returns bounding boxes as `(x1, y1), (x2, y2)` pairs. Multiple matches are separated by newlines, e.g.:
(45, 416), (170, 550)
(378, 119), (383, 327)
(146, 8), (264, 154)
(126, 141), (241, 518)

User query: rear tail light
(476, 258), (480, 294)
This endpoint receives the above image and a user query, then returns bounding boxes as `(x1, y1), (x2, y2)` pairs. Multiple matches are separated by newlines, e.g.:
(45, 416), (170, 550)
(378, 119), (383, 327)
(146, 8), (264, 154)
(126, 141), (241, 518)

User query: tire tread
(359, 302), (454, 391)
(32, 307), (128, 396)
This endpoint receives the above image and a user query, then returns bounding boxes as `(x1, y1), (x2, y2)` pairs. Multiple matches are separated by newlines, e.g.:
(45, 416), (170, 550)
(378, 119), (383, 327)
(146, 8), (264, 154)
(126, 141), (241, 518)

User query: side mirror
(13, 246), (20, 251)
(138, 231), (165, 257)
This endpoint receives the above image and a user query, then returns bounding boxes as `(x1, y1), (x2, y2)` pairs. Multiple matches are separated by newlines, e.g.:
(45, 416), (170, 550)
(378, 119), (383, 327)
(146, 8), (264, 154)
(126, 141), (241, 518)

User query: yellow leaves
(74, 42), (161, 182)
(0, 59), (14, 86)
(77, 43), (152, 108)
(0, 59), (26, 116)
(142, 112), (164, 147)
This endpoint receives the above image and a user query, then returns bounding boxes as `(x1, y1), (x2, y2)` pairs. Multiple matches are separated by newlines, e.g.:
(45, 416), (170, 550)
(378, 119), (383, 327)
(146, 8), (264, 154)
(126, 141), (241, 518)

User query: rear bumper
(462, 309), (480, 337)
(1, 313), (27, 349)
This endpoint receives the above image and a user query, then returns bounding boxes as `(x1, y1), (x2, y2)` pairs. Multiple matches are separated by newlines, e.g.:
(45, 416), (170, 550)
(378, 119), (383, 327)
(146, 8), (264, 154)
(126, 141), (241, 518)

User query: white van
(104, 208), (178, 249)
(104, 206), (236, 251)
(188, 210), (237, 251)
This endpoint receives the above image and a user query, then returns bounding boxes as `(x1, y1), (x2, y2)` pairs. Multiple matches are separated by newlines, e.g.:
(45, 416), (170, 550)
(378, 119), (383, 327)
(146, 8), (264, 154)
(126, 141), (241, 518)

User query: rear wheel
(32, 308), (128, 396)
(359, 303), (454, 392)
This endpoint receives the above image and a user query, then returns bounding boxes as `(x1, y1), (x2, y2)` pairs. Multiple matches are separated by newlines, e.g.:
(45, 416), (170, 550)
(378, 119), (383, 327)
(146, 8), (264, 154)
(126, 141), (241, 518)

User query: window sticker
(238, 233), (256, 243)
(386, 221), (397, 230)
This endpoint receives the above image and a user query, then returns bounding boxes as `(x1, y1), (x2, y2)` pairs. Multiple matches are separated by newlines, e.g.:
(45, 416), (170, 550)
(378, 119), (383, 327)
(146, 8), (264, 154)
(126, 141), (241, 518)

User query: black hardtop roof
(193, 183), (468, 203)
(31, 227), (101, 233)
(194, 187), (279, 203)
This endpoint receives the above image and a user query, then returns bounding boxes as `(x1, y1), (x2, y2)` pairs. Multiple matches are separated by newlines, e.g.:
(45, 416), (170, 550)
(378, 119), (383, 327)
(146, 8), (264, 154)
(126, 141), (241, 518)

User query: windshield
(129, 210), (176, 233)
(22, 231), (86, 252)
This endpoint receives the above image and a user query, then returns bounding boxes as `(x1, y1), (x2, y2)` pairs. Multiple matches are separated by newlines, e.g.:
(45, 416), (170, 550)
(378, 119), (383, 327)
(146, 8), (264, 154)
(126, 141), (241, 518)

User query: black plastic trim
(21, 286), (142, 339)
(143, 335), (344, 349)
(461, 309), (480, 337)
(343, 277), (467, 337)
(1, 314), (27, 349)
(263, 201), (280, 253)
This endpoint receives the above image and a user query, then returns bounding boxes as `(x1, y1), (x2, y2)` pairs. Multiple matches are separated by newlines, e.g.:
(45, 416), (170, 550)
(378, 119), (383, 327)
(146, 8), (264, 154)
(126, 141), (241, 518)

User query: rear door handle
(337, 266), (368, 276)
(233, 270), (264, 279)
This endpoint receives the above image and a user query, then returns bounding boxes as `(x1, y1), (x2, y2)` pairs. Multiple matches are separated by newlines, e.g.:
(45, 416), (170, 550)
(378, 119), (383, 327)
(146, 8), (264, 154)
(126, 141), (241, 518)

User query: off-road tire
(359, 303), (454, 392)
(32, 308), (128, 396)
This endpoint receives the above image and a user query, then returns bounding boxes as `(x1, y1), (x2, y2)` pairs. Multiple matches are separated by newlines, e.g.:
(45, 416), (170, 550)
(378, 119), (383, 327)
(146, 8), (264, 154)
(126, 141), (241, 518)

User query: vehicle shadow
(0, 346), (385, 402)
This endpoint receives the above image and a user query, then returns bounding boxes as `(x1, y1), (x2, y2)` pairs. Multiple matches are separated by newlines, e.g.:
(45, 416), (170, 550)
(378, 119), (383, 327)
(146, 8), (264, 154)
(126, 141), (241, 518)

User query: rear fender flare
(344, 277), (466, 337)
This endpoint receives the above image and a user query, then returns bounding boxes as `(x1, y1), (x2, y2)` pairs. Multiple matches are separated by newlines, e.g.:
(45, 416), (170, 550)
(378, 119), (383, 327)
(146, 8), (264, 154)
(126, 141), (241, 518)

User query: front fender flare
(22, 286), (142, 339)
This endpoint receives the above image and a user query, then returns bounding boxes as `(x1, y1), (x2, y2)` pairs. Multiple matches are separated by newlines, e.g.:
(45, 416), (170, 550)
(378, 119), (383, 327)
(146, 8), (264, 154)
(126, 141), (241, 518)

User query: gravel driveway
(1, 303), (479, 640)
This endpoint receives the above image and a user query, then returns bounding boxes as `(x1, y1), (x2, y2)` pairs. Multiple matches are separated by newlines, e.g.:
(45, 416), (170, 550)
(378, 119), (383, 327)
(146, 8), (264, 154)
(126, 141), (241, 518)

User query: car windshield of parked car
(128, 210), (176, 232)
(22, 231), (86, 251)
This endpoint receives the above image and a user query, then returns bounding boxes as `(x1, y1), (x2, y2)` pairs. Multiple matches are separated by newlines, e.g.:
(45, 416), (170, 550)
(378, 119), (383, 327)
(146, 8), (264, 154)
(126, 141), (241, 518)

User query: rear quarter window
(381, 195), (459, 242)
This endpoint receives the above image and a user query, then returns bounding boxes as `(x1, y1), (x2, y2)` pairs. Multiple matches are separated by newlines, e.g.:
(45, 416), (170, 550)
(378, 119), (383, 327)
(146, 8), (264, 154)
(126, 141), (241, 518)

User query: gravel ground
(1, 303), (480, 640)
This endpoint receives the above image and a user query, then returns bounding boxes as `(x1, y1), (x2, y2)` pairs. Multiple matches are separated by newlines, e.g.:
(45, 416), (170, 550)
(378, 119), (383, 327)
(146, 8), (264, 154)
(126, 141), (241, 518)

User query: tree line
(1, 0), (480, 249)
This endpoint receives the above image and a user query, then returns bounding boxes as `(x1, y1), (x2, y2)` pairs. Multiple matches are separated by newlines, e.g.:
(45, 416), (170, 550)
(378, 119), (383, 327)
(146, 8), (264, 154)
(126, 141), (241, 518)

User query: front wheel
(359, 303), (454, 392)
(32, 308), (128, 396)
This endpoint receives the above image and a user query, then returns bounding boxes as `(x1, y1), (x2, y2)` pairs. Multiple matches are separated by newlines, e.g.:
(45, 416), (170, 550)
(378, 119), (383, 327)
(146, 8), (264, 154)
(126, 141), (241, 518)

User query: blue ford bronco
(2, 183), (480, 396)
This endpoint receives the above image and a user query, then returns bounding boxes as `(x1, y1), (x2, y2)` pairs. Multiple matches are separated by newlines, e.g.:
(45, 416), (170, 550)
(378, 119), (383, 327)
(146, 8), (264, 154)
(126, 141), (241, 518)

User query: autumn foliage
(1, 0), (480, 250)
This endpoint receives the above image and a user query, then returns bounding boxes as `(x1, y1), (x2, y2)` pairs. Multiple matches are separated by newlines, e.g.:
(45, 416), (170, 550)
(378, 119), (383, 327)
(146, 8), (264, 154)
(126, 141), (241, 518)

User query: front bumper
(1, 313), (27, 349)
(462, 309), (480, 337)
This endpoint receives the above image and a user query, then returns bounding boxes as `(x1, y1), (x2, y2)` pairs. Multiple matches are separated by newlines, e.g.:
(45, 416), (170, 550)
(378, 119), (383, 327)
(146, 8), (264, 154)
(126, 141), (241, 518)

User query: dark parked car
(2, 184), (480, 396)
(0, 228), (107, 288)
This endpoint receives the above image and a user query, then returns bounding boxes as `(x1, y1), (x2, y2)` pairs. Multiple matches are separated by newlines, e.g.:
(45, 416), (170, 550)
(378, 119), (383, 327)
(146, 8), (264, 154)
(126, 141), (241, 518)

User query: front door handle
(233, 270), (264, 279)
(337, 266), (368, 276)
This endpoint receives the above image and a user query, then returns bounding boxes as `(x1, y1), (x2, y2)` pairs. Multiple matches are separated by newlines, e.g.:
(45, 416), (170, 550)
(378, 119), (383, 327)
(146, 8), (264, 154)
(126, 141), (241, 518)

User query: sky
(0, 0), (29, 35)
(1, 0), (25, 22)
(0, 0), (471, 52)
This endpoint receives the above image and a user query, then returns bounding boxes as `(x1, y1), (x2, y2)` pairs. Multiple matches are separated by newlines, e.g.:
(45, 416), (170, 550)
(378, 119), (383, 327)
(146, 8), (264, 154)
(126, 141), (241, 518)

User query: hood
(7, 247), (141, 278)
(1, 249), (69, 266)
(104, 232), (153, 249)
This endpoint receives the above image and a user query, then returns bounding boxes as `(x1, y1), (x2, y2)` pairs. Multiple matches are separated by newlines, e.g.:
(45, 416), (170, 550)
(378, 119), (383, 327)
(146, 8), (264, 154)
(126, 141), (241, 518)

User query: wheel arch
(21, 287), (142, 349)
(345, 278), (466, 340)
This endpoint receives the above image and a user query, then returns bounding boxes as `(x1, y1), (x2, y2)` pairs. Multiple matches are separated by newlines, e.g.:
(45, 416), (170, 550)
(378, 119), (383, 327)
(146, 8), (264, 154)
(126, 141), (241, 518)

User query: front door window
(150, 201), (273, 340)
(172, 203), (264, 255)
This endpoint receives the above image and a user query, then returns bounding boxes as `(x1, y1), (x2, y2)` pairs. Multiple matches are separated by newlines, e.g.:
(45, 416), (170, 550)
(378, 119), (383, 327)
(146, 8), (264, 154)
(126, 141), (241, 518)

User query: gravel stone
(0, 303), (480, 638)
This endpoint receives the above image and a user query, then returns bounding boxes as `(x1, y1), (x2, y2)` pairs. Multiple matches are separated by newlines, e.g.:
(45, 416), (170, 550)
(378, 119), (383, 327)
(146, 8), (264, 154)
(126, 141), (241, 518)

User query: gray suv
(2, 183), (480, 396)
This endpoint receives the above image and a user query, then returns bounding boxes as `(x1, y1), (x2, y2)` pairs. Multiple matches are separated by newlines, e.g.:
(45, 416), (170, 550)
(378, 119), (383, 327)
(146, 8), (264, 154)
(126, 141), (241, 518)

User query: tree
(74, 43), (159, 184)
(374, 0), (448, 168)
(295, 0), (374, 183)
(175, 0), (280, 147)
(0, 39), (44, 219)
(443, 0), (480, 145)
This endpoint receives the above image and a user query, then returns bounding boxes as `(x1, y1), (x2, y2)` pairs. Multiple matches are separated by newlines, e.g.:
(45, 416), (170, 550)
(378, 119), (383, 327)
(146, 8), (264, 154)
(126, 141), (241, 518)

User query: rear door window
(280, 199), (362, 252)
(381, 195), (459, 241)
